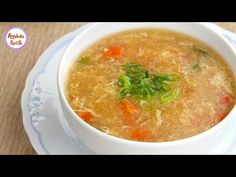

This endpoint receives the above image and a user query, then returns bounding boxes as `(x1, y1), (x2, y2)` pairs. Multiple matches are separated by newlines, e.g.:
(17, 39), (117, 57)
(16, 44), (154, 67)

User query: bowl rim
(57, 22), (236, 147)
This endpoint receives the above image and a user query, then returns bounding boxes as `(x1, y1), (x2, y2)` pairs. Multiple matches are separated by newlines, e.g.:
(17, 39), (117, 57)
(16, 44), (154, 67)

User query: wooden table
(0, 22), (235, 155)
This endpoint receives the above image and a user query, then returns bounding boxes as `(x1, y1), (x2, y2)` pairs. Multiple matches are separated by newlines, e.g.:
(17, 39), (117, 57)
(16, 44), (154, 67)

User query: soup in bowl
(58, 23), (236, 154)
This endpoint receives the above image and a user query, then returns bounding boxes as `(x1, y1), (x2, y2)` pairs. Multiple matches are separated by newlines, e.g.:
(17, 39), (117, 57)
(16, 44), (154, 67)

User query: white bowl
(57, 23), (236, 154)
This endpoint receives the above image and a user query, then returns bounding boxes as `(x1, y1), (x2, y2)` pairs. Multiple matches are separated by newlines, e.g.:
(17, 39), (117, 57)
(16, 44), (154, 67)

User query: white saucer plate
(21, 23), (236, 154)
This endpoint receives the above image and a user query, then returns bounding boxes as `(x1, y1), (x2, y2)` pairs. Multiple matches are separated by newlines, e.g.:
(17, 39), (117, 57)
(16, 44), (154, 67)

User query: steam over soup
(66, 29), (236, 142)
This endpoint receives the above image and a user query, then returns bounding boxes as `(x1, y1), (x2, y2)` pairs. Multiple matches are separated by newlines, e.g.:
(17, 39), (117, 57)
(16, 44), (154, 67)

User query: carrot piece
(103, 46), (124, 57)
(120, 100), (137, 114)
(222, 94), (233, 106)
(131, 128), (152, 141)
(77, 111), (93, 123)
(120, 100), (139, 125)
(215, 110), (229, 123)
(216, 93), (234, 123)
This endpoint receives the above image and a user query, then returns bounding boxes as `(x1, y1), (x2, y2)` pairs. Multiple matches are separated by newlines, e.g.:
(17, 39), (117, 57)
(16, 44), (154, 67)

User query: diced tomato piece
(77, 111), (93, 123)
(103, 46), (124, 57)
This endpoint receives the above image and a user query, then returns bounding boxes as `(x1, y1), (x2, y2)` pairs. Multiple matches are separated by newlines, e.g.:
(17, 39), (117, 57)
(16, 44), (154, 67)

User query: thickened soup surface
(66, 29), (236, 142)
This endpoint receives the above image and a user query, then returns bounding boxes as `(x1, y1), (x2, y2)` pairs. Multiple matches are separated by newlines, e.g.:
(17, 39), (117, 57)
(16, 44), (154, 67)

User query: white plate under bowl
(21, 23), (236, 154)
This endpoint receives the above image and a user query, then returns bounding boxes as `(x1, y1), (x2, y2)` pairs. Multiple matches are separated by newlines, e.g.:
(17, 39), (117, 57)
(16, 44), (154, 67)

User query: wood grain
(0, 22), (235, 154)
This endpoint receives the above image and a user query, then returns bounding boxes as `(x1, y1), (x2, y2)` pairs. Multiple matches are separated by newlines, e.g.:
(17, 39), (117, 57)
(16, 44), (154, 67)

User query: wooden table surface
(0, 22), (235, 155)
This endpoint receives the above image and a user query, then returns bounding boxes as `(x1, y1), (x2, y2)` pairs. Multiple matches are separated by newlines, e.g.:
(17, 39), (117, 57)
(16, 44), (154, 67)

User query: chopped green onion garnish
(160, 88), (181, 104)
(117, 62), (180, 104)
(154, 74), (179, 82)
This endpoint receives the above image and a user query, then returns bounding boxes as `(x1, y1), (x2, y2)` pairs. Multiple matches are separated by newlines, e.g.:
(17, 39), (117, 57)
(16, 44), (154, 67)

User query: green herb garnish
(152, 74), (179, 94)
(160, 88), (180, 104)
(193, 47), (208, 57)
(118, 63), (180, 104)
(118, 63), (155, 100)
(79, 55), (91, 64)
(191, 48), (206, 71)
(154, 74), (179, 82)
(191, 63), (202, 71)
(121, 63), (148, 84)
